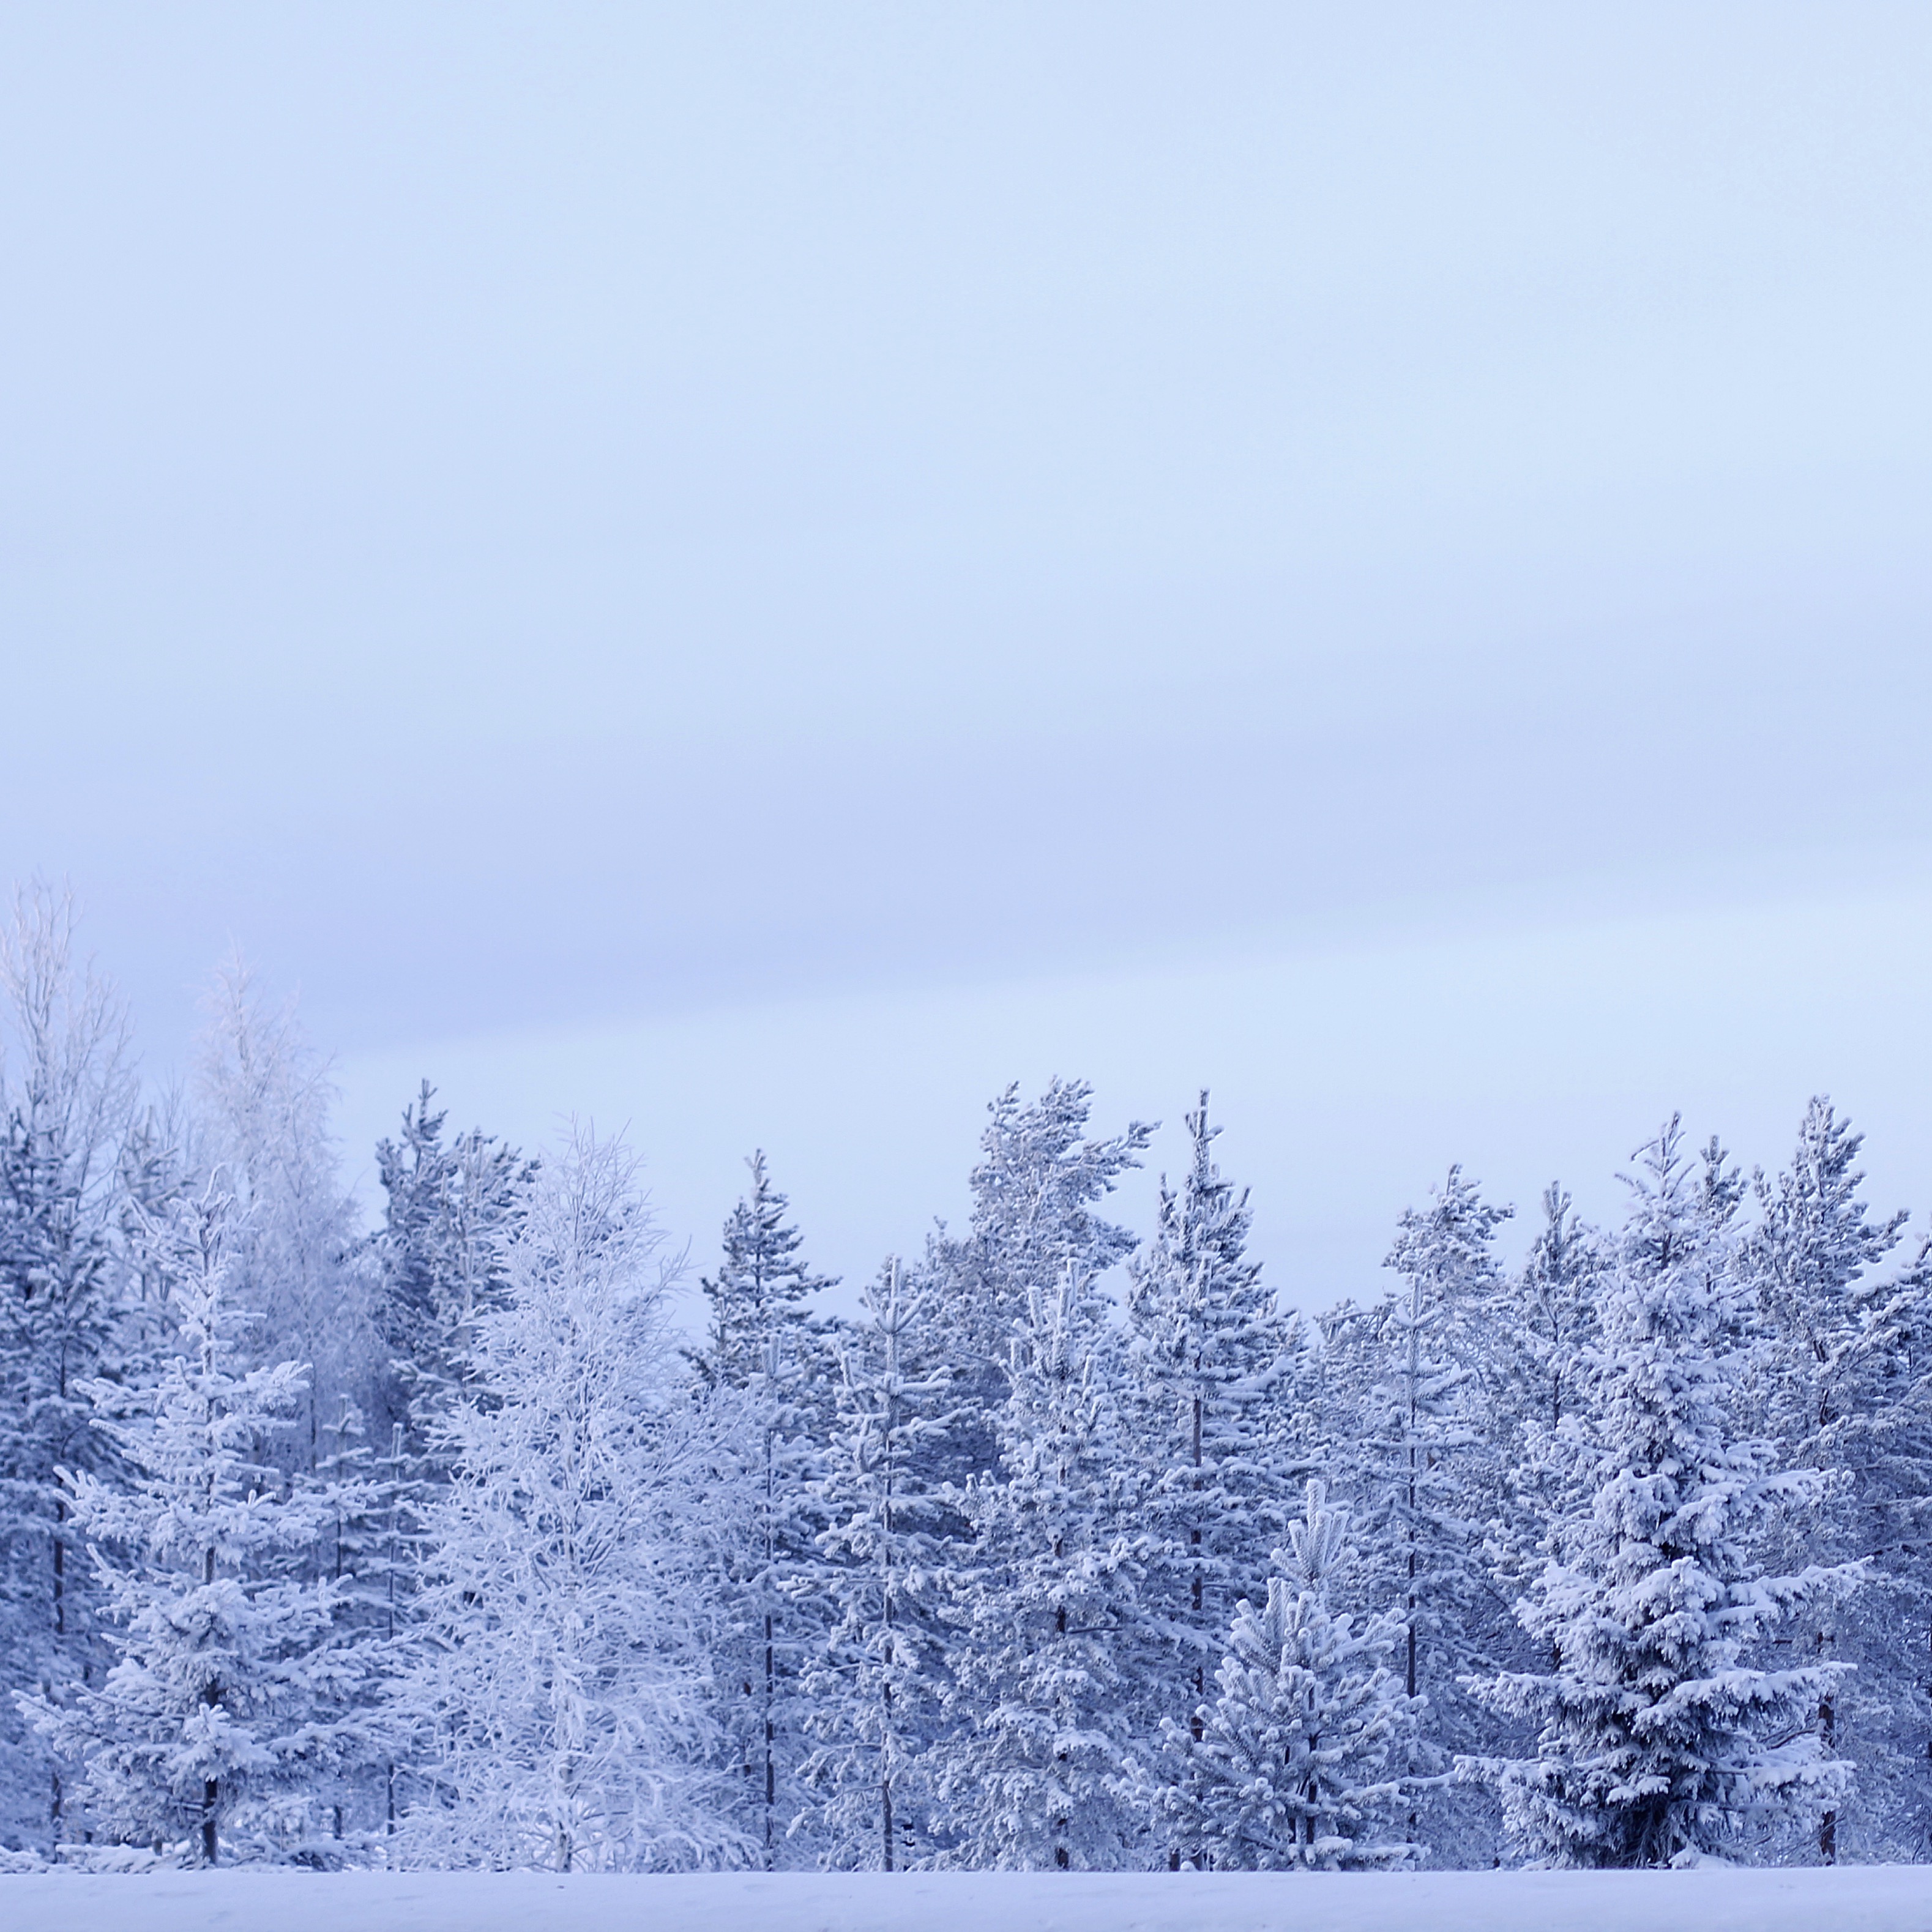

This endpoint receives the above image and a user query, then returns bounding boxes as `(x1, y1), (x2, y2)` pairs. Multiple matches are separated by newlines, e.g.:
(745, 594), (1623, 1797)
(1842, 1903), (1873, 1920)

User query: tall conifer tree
(1470, 1118), (1857, 1867)
(1325, 1168), (1511, 1857)
(691, 1154), (837, 1867)
(369, 1081), (534, 1470)
(25, 1185), (377, 1865)
(1124, 1096), (1311, 1849)
(1749, 1098), (1919, 1859)
(925, 1082), (1151, 1486)
(939, 1267), (1151, 1870)
(803, 1261), (954, 1868)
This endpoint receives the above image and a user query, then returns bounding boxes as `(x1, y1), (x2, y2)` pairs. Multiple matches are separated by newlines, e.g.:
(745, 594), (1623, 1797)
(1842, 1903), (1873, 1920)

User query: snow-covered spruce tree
(23, 1183), (378, 1866)
(802, 1259), (955, 1868)
(1160, 1479), (1419, 1870)
(693, 1151), (835, 1391)
(1747, 1098), (1919, 1861)
(395, 1129), (747, 1873)
(1467, 1116), (1857, 1868)
(1324, 1166), (1512, 1859)
(368, 1081), (534, 1474)
(0, 885), (140, 1854)
(194, 960), (370, 1483)
(688, 1152), (837, 1868)
(1124, 1095), (1313, 1855)
(937, 1266), (1151, 1870)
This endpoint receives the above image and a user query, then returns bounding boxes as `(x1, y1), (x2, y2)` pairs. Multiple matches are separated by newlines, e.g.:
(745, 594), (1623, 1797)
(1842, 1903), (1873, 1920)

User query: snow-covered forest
(4, 886), (1930, 1874)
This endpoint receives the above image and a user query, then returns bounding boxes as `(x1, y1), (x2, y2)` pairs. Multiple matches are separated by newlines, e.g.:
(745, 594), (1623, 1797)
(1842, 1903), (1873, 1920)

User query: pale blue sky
(4, 7), (1930, 1300)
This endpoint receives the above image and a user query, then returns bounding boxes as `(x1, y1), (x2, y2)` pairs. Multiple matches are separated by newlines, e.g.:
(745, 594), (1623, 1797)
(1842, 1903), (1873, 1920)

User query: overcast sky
(4, 6), (1930, 1304)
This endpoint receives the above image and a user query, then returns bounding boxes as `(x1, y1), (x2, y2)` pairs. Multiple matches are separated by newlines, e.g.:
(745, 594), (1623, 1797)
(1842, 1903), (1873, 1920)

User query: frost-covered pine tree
(395, 1130), (746, 1872)
(1160, 1479), (1419, 1870)
(802, 1260), (955, 1868)
(1485, 1184), (1604, 1454)
(926, 1081), (1152, 1485)
(1468, 1116), (1858, 1868)
(1124, 1096), (1311, 1849)
(23, 1184), (378, 1866)
(1747, 1098), (1919, 1860)
(1751, 1100), (1906, 1454)
(1324, 1166), (1511, 1857)
(689, 1152), (837, 1867)
(1475, 1187), (1608, 1685)
(937, 1267), (1150, 1870)
(0, 886), (139, 1854)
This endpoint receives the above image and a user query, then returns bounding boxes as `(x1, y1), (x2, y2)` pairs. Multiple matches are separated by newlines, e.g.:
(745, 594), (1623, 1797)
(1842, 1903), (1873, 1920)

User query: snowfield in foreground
(4, 1868), (1930, 1932)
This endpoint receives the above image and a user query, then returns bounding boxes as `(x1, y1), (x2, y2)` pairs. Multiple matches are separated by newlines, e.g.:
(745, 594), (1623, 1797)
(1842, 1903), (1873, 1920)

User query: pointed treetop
(1284, 1478), (1349, 1605)
(697, 1150), (835, 1389)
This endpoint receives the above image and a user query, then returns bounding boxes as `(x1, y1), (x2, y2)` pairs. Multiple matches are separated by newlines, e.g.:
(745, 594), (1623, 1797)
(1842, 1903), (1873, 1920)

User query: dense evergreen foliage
(5, 902), (1930, 1872)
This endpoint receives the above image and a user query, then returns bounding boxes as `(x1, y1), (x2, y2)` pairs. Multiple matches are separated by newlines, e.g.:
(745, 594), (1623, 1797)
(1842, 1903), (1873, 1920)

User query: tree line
(2, 886), (1928, 1872)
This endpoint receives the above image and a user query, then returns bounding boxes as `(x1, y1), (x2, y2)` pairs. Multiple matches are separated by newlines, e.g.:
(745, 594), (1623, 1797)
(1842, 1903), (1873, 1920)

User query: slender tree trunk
(1818, 1627), (1837, 1864)
(54, 1341), (71, 1643)
(1405, 1283), (1421, 1836)
(53, 1498), (66, 1637)
(764, 1395), (777, 1870)
(1406, 1277), (1421, 1703)
(386, 1422), (402, 1841)
(1190, 1375), (1205, 1740)
(765, 1605), (776, 1863)
(882, 1370), (897, 1871)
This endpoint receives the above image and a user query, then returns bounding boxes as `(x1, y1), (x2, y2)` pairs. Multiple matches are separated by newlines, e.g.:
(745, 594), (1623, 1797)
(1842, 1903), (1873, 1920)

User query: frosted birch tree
(194, 961), (368, 1482)
(396, 1130), (745, 1872)
(0, 886), (139, 1853)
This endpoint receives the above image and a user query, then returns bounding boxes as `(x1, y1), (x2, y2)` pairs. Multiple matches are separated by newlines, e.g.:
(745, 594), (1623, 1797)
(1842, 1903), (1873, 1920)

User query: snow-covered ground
(3, 1868), (1928, 1932)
